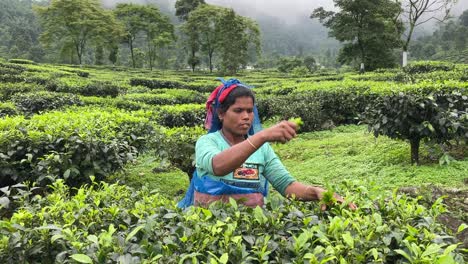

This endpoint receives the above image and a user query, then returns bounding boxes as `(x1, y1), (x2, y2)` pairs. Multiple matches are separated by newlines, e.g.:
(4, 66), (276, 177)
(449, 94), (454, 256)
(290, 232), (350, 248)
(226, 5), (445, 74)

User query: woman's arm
(212, 120), (297, 176)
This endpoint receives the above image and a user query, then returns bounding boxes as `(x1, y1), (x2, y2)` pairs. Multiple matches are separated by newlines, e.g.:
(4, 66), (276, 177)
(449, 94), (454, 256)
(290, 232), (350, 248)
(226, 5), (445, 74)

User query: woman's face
(219, 96), (254, 138)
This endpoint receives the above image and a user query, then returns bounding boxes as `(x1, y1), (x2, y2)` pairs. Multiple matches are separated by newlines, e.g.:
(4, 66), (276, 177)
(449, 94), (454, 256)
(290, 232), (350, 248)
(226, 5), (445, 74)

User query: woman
(179, 79), (356, 210)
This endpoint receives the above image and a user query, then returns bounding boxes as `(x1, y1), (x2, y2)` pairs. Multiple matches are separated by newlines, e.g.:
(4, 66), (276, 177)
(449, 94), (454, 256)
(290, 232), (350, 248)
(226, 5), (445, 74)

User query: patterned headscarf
(204, 78), (262, 135)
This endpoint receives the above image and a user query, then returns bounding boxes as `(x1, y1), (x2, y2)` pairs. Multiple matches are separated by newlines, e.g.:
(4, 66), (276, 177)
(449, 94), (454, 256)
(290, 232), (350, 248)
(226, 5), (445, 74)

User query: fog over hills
(101, 0), (468, 57)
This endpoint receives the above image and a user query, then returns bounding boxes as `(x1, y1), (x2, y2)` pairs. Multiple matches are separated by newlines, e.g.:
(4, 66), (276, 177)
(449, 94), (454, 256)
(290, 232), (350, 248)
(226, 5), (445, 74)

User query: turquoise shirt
(195, 130), (295, 196)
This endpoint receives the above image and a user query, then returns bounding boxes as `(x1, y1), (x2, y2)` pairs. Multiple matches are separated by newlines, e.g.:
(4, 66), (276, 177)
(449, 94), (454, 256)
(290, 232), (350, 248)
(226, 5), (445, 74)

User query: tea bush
(404, 61), (455, 74)
(0, 82), (43, 100)
(0, 107), (158, 187)
(0, 180), (464, 263)
(12, 91), (83, 114)
(156, 104), (205, 128)
(0, 102), (18, 117)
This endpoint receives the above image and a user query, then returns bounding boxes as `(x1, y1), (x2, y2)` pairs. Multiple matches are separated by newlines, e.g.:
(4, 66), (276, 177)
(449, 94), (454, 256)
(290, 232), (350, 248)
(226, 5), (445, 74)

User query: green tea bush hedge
(0, 180), (464, 263)
(0, 102), (18, 117)
(124, 90), (205, 106)
(46, 80), (121, 98)
(0, 82), (43, 100)
(7, 59), (36, 65)
(12, 91), (83, 114)
(129, 77), (214, 93)
(129, 78), (184, 89)
(156, 104), (205, 128)
(404, 61), (455, 74)
(154, 126), (205, 178)
(0, 107), (158, 187)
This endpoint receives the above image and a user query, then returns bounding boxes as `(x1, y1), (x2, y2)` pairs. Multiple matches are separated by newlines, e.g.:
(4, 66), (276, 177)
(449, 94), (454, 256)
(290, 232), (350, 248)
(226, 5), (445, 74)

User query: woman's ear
(217, 109), (225, 122)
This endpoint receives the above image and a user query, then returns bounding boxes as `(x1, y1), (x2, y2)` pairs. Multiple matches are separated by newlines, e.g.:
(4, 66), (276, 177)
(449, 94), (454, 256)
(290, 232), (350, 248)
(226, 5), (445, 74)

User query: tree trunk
(130, 40), (135, 68)
(410, 138), (420, 165)
(402, 51), (408, 67)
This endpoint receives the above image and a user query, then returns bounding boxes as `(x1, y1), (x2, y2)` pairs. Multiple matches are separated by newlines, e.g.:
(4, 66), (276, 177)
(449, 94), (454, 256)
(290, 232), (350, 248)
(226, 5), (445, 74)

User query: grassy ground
(113, 125), (467, 199)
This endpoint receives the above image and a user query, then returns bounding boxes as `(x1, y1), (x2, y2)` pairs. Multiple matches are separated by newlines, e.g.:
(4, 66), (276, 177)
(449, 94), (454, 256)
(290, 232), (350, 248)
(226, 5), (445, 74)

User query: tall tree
(311, 0), (403, 71)
(396, 0), (456, 66)
(182, 4), (226, 72)
(218, 9), (261, 74)
(114, 3), (147, 68)
(175, 0), (205, 21)
(140, 6), (175, 70)
(35, 0), (120, 66)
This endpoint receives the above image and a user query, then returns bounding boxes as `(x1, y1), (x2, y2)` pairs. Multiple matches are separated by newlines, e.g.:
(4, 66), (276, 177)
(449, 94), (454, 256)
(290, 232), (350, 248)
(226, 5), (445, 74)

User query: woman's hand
(312, 186), (357, 211)
(261, 120), (297, 143)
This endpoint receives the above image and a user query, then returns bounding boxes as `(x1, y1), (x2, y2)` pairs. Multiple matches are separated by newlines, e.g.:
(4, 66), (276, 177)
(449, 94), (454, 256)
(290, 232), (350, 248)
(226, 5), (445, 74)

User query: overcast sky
(205, 0), (336, 25)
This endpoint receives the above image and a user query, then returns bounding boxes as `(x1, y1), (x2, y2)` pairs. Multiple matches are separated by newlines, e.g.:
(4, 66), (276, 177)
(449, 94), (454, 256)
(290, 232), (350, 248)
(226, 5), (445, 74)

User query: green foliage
(0, 107), (157, 187)
(290, 66), (310, 77)
(8, 59), (36, 65)
(156, 104), (205, 127)
(181, 4), (226, 73)
(154, 126), (205, 177)
(129, 78), (185, 89)
(312, 0), (402, 70)
(0, 102), (18, 117)
(46, 80), (121, 97)
(0, 82), (44, 100)
(12, 91), (83, 114)
(362, 90), (467, 164)
(217, 9), (261, 74)
(0, 0), (45, 62)
(123, 89), (205, 105)
(130, 77), (213, 92)
(288, 117), (304, 130)
(175, 0), (206, 21)
(0, 180), (464, 263)
(404, 61), (456, 74)
(277, 57), (303, 73)
(35, 0), (122, 65)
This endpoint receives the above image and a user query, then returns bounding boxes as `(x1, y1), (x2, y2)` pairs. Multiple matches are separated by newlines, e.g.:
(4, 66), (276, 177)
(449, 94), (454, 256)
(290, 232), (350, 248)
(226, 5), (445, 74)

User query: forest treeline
(0, 0), (467, 73)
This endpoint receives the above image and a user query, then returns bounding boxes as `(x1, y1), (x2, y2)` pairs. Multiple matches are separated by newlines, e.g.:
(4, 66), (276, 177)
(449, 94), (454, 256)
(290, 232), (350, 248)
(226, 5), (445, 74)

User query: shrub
(0, 102), (18, 117)
(362, 90), (467, 164)
(154, 126), (205, 178)
(46, 80), (121, 98)
(290, 66), (310, 77)
(129, 78), (184, 89)
(156, 104), (205, 127)
(0, 82), (43, 100)
(7, 59), (36, 65)
(0, 107), (158, 187)
(404, 61), (455, 74)
(0, 180), (464, 263)
(124, 90), (205, 105)
(12, 91), (83, 114)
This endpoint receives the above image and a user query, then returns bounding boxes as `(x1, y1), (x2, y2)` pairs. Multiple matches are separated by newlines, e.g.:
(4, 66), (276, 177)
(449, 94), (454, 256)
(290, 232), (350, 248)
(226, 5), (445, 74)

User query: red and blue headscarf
(205, 78), (262, 135)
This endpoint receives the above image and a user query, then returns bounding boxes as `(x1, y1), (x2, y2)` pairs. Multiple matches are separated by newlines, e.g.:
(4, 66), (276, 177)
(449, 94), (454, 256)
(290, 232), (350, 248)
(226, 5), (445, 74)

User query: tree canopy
(311, 0), (403, 71)
(35, 0), (121, 66)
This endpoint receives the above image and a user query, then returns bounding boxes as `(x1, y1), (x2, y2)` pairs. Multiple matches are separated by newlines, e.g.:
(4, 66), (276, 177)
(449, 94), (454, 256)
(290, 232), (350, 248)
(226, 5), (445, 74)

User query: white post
(359, 63), (365, 73)
(402, 51), (408, 67)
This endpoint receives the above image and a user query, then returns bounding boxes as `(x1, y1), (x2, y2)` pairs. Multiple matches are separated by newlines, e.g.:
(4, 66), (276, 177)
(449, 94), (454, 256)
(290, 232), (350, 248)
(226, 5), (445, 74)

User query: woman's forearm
(211, 133), (266, 176)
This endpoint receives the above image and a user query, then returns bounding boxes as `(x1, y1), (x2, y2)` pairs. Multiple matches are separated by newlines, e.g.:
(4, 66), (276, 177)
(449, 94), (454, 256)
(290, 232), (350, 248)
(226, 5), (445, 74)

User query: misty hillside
(102, 0), (341, 58)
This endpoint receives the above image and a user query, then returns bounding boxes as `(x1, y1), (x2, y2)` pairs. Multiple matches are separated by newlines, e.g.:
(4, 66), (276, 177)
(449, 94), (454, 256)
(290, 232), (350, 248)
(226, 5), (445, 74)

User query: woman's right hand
(261, 120), (297, 143)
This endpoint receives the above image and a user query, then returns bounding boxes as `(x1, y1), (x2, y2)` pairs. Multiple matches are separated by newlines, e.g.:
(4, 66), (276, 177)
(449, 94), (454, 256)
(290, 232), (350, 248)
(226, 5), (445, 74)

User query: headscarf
(205, 78), (262, 135)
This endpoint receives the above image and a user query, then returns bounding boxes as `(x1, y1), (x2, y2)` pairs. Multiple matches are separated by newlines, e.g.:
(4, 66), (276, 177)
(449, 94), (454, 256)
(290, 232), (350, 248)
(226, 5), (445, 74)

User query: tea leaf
(70, 254), (93, 263)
